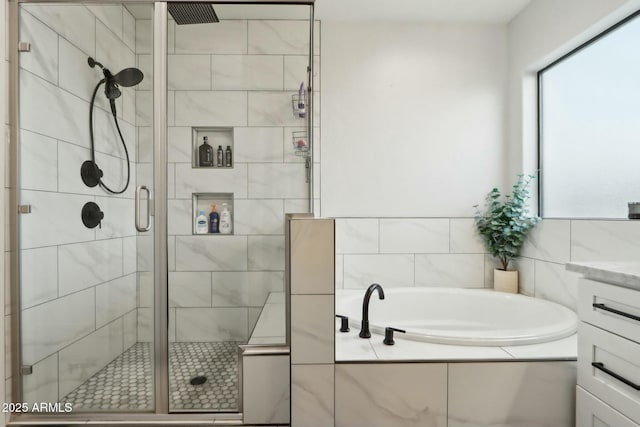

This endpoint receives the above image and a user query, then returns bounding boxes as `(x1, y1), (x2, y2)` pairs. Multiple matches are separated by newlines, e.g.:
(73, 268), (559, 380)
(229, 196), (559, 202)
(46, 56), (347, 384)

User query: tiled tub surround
(17, 4), (141, 406)
(133, 18), (321, 344)
(335, 217), (640, 312)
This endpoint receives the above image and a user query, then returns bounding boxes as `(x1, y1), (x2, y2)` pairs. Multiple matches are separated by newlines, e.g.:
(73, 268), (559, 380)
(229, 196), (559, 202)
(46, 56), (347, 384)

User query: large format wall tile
(343, 254), (414, 289)
(21, 289), (95, 364)
(571, 220), (640, 262)
(243, 355), (290, 425)
(175, 235), (248, 271)
(58, 239), (123, 296)
(248, 92), (305, 127)
(248, 236), (285, 271)
(168, 272), (212, 307)
(58, 37), (100, 104)
(335, 363), (447, 427)
(379, 218), (449, 254)
(284, 55), (320, 91)
(175, 91), (247, 127)
(335, 219), (378, 254)
(19, 130), (57, 192)
(169, 55), (211, 90)
(20, 190), (95, 249)
(175, 307), (248, 341)
(20, 10), (58, 85)
(86, 5), (123, 40)
(58, 319), (123, 398)
(95, 196), (136, 239)
(291, 295), (334, 364)
(521, 219), (570, 263)
(22, 4), (95, 56)
(174, 163), (248, 199)
(234, 200), (284, 235)
(448, 362), (576, 427)
(20, 246), (58, 309)
(248, 163), (307, 199)
(450, 218), (484, 253)
(248, 20), (319, 55)
(95, 274), (137, 328)
(211, 271), (284, 307)
(23, 353), (58, 404)
(96, 20), (134, 77)
(175, 20), (247, 54)
(20, 71), (89, 148)
(415, 254), (484, 288)
(292, 364), (334, 427)
(534, 261), (579, 310)
(291, 219), (334, 295)
(234, 127), (284, 163)
(212, 55), (283, 90)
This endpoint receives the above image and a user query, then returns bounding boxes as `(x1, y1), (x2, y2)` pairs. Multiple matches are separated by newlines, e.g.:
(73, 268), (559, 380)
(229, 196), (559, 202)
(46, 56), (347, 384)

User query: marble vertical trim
(291, 219), (334, 295)
(292, 364), (334, 427)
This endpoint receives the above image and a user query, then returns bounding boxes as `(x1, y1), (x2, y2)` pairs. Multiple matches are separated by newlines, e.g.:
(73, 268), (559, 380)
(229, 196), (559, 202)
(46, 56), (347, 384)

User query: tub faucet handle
(336, 315), (350, 333)
(383, 327), (406, 345)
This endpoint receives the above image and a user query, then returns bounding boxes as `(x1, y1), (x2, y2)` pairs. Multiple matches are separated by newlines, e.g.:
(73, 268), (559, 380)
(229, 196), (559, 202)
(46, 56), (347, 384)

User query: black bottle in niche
(225, 145), (232, 167)
(198, 136), (213, 167)
(216, 145), (224, 167)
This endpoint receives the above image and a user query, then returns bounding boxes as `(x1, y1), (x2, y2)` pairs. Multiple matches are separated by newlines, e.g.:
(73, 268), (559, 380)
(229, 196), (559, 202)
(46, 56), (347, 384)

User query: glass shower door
(17, 2), (156, 412)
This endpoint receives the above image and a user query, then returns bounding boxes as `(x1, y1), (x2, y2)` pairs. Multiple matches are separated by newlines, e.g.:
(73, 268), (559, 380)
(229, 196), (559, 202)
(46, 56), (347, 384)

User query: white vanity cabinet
(569, 263), (640, 427)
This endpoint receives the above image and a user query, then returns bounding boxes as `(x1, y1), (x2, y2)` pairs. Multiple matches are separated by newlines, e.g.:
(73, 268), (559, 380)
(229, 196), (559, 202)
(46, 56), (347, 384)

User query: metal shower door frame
(7, 0), (314, 424)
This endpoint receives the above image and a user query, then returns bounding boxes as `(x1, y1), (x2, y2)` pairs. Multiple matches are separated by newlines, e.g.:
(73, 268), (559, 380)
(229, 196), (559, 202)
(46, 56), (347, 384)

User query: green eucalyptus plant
(474, 174), (540, 271)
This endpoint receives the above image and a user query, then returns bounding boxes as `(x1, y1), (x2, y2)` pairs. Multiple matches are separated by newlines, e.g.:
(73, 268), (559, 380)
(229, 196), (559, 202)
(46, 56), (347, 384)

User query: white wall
(507, 0), (640, 178)
(321, 22), (508, 217)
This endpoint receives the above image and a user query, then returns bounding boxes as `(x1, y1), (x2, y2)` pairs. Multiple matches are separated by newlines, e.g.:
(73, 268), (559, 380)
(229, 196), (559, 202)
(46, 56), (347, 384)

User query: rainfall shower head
(168, 2), (219, 25)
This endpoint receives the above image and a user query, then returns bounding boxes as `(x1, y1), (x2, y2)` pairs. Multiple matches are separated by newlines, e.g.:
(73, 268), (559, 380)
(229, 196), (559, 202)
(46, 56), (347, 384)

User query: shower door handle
(135, 185), (152, 232)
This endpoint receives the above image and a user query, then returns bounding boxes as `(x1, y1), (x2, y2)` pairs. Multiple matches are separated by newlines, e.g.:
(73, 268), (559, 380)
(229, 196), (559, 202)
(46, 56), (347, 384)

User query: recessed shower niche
(192, 127), (234, 169)
(192, 192), (234, 235)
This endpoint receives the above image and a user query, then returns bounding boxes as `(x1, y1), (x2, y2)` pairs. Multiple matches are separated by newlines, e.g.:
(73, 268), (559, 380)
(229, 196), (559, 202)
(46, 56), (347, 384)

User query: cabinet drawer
(579, 278), (640, 343)
(578, 322), (640, 423)
(577, 386), (640, 427)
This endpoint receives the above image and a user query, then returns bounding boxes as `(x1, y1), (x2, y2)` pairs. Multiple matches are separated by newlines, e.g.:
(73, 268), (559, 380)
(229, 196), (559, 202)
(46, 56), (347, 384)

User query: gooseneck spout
(359, 283), (385, 338)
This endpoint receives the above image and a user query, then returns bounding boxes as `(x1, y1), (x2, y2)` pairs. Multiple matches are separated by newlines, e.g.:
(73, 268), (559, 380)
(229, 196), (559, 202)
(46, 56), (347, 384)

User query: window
(539, 11), (640, 218)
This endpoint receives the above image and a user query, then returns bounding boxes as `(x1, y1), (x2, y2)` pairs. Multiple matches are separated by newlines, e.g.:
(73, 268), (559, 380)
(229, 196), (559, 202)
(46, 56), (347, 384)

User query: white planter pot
(494, 269), (518, 293)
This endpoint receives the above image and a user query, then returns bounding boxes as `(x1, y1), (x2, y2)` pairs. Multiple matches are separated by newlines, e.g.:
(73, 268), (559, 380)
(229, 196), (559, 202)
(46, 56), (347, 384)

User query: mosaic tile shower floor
(60, 342), (240, 412)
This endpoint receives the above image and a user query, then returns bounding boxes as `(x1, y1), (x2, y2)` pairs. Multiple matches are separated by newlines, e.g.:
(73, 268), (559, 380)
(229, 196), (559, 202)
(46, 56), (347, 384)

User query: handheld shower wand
(82, 57), (144, 194)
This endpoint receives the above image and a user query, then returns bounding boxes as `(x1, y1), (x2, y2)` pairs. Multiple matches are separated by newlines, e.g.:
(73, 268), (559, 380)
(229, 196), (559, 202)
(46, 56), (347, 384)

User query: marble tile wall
(16, 4), (140, 404)
(336, 217), (640, 312)
(290, 218), (335, 427)
(133, 18), (320, 343)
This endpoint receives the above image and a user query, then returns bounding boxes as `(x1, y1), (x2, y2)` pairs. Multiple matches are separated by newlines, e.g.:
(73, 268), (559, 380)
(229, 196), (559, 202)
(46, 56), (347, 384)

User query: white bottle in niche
(195, 210), (208, 234)
(219, 203), (232, 234)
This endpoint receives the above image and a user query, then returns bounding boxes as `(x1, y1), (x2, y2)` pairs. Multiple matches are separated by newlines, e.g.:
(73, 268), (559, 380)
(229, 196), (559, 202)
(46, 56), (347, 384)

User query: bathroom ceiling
(315, 0), (532, 23)
(126, 1), (532, 23)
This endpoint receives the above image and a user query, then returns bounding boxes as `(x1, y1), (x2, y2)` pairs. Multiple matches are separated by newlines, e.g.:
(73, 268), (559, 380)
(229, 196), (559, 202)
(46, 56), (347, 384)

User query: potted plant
(474, 174), (540, 293)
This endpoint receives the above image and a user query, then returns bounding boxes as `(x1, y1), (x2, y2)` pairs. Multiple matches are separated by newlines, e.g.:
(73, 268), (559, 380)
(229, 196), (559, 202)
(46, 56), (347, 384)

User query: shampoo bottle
(219, 203), (232, 234)
(216, 145), (224, 167)
(195, 210), (208, 234)
(297, 82), (306, 118)
(209, 204), (219, 234)
(225, 145), (232, 168)
(198, 136), (213, 167)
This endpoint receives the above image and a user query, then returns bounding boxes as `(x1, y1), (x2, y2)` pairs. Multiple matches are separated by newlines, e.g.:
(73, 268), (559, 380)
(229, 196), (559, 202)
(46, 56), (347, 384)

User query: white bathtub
(336, 288), (577, 346)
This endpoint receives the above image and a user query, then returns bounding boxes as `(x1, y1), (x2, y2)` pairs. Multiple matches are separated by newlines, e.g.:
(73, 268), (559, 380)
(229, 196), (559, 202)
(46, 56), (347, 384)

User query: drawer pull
(592, 362), (640, 391)
(593, 303), (640, 322)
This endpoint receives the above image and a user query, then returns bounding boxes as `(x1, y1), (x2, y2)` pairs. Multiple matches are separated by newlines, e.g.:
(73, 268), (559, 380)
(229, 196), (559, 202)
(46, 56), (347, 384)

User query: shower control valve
(81, 201), (104, 229)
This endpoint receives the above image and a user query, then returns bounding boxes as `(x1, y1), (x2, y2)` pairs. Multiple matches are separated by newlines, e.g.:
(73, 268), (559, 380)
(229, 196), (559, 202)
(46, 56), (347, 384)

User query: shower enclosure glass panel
(17, 2), (155, 411)
(165, 3), (313, 412)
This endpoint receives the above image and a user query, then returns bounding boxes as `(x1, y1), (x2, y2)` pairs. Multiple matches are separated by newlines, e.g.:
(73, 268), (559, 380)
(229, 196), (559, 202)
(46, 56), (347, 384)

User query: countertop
(566, 262), (640, 290)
